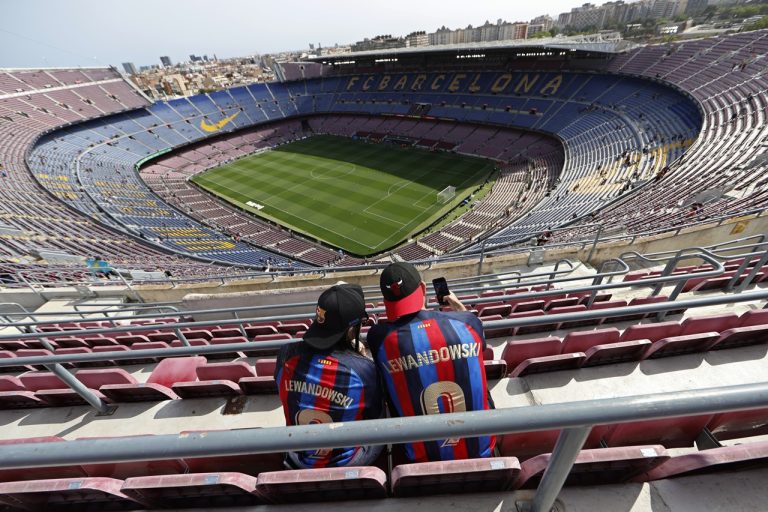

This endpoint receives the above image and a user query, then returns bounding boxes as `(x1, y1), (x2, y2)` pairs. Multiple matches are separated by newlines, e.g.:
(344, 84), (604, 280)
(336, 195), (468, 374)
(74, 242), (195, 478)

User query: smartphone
(432, 277), (450, 306)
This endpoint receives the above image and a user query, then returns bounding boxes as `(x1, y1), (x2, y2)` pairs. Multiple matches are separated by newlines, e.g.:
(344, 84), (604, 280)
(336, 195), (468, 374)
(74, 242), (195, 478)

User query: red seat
(181, 430), (284, 475)
(83, 336), (118, 347)
(620, 321), (681, 343)
(276, 323), (309, 336)
(392, 457), (520, 497)
(101, 356), (206, 402)
(239, 360), (277, 394)
(481, 314), (512, 339)
(501, 336), (561, 370)
(707, 406), (768, 440)
(510, 310), (548, 335)
(642, 332), (720, 359)
(711, 325), (768, 350)
(79, 434), (187, 479)
(561, 328), (621, 354)
(589, 300), (628, 324)
(255, 467), (387, 503)
(211, 327), (245, 338)
(15, 349), (53, 369)
(633, 441), (768, 481)
(0, 477), (148, 510)
(582, 340), (651, 367)
(255, 358), (276, 377)
(500, 426), (608, 461)
(122, 472), (263, 508)
(146, 331), (178, 343)
(181, 329), (213, 341)
(603, 414), (713, 448)
(123, 341), (170, 365)
(515, 445), (669, 488)
(170, 338), (209, 349)
(172, 362), (256, 399)
(0, 375), (42, 409)
(243, 334), (291, 357)
(34, 369), (136, 407)
(244, 325), (279, 337)
(0, 340), (27, 351)
(680, 313), (740, 335)
(0, 351), (33, 374)
(201, 337), (245, 359)
(52, 337), (89, 349)
(510, 353), (586, 377)
(115, 334), (151, 346)
(482, 347), (506, 379)
(545, 297), (580, 310)
(611, 296), (675, 323)
(510, 300), (545, 313)
(478, 304), (512, 318)
(739, 309), (768, 327)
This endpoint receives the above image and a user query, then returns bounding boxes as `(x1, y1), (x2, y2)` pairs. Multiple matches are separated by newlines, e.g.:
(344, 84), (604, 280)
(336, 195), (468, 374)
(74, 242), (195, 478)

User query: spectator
(367, 263), (495, 462)
(276, 284), (384, 468)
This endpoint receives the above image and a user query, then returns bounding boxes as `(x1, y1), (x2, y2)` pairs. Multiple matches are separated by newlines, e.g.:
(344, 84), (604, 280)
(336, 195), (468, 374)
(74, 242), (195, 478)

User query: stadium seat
(561, 328), (621, 354)
(707, 406), (768, 441)
(642, 332), (720, 359)
(582, 340), (652, 367)
(510, 353), (586, 377)
(101, 356), (206, 402)
(680, 313), (740, 335)
(710, 325), (768, 350)
(171, 361), (256, 399)
(602, 414), (713, 448)
(392, 457), (520, 497)
(122, 472), (263, 508)
(79, 435), (187, 479)
(633, 441), (768, 481)
(515, 445), (669, 488)
(255, 466), (387, 503)
(501, 336), (561, 371)
(0, 477), (148, 510)
(33, 369), (136, 407)
(620, 321), (682, 343)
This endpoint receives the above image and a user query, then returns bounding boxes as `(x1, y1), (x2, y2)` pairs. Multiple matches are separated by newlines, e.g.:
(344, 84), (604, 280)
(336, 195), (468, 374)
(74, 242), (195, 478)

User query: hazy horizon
(0, 0), (620, 69)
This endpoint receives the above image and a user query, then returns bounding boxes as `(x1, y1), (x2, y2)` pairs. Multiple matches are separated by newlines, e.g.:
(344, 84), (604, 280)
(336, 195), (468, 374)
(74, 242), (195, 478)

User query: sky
(0, 0), (592, 69)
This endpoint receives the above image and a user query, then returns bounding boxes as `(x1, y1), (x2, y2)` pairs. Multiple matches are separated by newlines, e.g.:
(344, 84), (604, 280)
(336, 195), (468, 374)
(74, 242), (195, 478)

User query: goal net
(437, 185), (456, 204)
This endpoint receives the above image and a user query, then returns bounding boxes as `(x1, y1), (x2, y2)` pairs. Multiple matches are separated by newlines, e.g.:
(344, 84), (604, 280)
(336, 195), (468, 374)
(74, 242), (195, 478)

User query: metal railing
(2, 288), (767, 415)
(0, 382), (765, 511)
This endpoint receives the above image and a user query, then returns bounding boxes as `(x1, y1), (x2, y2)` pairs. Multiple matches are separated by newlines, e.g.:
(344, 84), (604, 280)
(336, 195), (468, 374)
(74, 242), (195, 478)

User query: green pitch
(192, 135), (495, 256)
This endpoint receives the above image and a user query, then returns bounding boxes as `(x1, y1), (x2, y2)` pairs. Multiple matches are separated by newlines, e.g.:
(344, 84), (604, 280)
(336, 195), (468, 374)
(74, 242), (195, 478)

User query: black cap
(303, 284), (367, 350)
(380, 262), (425, 320)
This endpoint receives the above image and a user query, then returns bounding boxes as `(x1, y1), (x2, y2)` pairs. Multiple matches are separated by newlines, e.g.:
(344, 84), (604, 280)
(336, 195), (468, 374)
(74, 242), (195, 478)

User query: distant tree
(745, 15), (768, 31)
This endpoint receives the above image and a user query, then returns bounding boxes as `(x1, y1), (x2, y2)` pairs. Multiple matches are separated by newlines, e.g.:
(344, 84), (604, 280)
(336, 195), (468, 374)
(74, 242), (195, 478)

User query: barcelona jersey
(367, 310), (495, 462)
(276, 343), (383, 468)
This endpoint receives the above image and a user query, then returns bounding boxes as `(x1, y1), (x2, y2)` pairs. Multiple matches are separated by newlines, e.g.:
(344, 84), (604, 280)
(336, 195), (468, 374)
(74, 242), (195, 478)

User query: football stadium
(0, 8), (768, 511)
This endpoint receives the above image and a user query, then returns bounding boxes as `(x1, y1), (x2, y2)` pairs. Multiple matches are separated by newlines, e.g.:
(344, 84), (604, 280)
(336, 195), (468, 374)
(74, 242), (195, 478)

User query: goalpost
(437, 185), (456, 204)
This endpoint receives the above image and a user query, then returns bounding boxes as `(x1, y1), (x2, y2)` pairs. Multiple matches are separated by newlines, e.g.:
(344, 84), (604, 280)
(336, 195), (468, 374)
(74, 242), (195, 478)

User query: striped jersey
(367, 310), (495, 462)
(276, 342), (383, 468)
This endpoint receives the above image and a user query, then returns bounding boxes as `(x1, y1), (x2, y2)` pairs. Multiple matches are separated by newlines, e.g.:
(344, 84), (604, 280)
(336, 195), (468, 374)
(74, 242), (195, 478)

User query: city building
(121, 62), (137, 75)
(159, 56), (173, 67)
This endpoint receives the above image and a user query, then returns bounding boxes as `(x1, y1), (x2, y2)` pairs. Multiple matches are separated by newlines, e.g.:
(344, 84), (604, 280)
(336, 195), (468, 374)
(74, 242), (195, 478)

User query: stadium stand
(1, 30), (768, 510)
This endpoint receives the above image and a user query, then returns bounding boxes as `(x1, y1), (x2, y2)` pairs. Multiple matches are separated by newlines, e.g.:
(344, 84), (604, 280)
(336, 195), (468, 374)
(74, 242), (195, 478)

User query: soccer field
(192, 135), (495, 256)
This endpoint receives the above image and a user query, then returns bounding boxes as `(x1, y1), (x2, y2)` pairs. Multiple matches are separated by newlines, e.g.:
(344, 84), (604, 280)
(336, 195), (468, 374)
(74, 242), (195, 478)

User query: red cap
(380, 262), (425, 320)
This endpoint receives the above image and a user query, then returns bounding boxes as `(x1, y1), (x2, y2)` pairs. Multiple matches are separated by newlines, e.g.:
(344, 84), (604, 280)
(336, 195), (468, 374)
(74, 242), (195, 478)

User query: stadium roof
(308, 31), (636, 63)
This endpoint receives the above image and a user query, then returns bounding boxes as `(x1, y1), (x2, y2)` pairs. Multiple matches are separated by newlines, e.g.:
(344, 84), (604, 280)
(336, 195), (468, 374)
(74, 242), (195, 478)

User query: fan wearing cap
(276, 284), (384, 469)
(367, 262), (496, 463)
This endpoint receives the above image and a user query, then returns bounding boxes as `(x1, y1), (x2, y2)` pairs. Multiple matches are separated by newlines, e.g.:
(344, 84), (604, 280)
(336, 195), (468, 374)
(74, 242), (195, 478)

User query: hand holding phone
(432, 277), (450, 306)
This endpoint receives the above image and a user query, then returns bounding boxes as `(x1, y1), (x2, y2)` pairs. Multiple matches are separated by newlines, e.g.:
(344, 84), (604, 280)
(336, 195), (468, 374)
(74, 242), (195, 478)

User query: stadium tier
(0, 29), (766, 273)
(0, 240), (767, 510)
